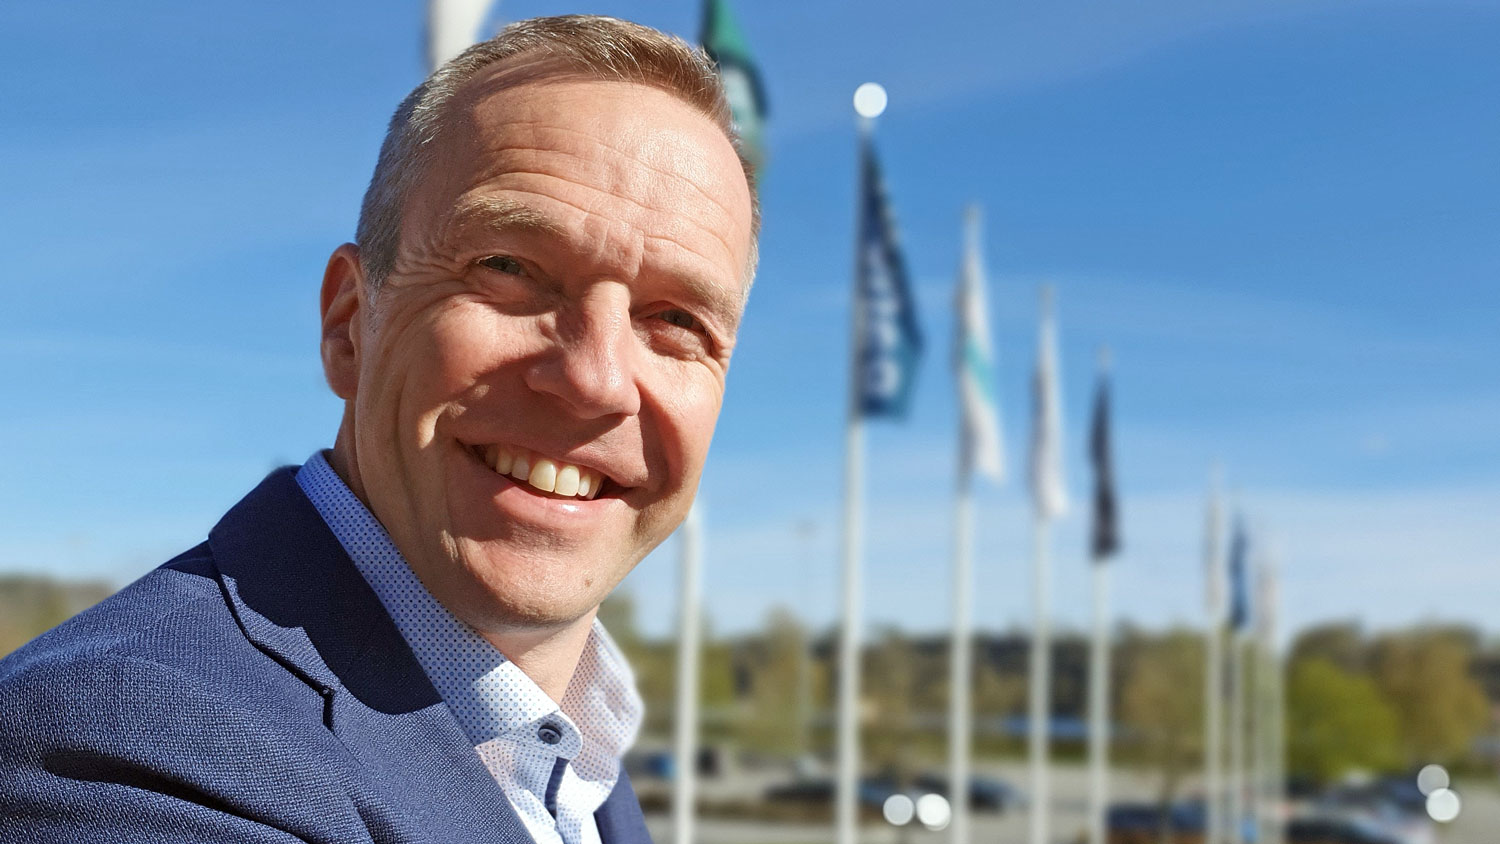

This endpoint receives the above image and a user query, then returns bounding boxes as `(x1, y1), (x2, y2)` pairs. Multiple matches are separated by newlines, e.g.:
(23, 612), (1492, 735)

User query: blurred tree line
(601, 596), (1499, 792)
(1287, 623), (1494, 781)
(0, 575), (113, 657)
(4, 577), (1495, 794)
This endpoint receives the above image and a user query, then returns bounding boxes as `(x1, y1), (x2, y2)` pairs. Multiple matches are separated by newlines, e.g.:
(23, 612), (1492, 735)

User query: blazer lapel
(208, 467), (536, 844)
(594, 770), (653, 844)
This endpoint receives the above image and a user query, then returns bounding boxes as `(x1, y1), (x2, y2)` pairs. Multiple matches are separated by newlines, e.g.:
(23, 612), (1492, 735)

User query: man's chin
(448, 546), (616, 632)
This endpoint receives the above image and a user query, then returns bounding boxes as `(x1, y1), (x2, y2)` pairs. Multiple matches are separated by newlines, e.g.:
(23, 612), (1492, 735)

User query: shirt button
(538, 724), (562, 745)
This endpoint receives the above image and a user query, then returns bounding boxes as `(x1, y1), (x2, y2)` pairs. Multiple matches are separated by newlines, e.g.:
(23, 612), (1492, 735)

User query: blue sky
(2, 0), (1496, 642)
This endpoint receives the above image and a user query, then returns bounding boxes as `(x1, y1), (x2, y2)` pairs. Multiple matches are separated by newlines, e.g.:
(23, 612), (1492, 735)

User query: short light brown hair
(355, 14), (760, 292)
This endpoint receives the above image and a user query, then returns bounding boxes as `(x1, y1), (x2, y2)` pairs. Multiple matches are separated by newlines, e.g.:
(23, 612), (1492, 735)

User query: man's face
(328, 74), (753, 636)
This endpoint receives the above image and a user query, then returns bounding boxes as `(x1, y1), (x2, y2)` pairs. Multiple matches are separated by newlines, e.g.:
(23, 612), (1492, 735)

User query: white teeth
(554, 465), (580, 497)
(528, 459), (558, 493)
(481, 445), (604, 499)
(510, 454), (531, 482)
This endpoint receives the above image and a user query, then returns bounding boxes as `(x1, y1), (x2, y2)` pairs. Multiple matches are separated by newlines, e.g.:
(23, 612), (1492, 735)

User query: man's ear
(320, 243), (366, 400)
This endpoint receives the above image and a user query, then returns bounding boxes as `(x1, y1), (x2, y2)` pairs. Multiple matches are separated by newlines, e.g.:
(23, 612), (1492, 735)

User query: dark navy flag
(1089, 373), (1120, 561)
(1227, 516), (1251, 630)
(854, 137), (923, 418)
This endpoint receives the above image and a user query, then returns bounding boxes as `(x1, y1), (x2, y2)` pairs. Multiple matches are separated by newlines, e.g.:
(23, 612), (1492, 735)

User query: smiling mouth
(467, 443), (613, 501)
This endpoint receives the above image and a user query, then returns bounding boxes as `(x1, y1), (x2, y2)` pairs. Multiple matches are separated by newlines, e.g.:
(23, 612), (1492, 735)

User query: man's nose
(523, 288), (643, 419)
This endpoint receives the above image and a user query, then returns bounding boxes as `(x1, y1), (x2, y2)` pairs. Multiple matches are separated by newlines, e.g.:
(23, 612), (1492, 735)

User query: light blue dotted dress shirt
(296, 452), (643, 844)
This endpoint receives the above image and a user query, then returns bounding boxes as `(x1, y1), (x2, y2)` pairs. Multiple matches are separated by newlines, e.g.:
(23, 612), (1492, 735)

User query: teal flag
(700, 0), (769, 169)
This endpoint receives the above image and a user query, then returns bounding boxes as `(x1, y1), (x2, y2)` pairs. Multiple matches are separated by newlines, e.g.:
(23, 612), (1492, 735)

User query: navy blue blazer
(0, 467), (652, 844)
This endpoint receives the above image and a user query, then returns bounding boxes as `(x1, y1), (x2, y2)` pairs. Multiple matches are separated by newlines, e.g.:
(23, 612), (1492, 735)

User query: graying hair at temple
(355, 14), (762, 294)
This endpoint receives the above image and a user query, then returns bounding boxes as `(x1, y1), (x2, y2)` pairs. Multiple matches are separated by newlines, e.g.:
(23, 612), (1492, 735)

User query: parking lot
(639, 761), (1499, 844)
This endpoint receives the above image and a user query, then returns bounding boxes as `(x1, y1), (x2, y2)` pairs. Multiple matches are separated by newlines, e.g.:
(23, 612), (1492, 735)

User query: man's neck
(480, 610), (599, 703)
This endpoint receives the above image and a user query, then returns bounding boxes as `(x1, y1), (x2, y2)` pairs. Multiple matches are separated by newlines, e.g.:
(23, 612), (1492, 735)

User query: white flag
(956, 205), (1005, 482)
(1029, 287), (1068, 519)
(427, 0), (498, 72)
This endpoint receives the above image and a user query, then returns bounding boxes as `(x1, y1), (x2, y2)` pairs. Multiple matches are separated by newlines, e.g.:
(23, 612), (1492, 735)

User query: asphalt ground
(640, 762), (1498, 844)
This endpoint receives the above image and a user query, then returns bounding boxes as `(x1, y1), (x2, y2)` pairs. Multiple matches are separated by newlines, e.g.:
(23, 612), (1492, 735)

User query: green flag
(700, 0), (769, 169)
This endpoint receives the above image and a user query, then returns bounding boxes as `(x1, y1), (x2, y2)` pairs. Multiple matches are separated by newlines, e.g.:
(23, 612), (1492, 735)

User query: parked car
(765, 776), (913, 811)
(1287, 816), (1404, 844)
(1104, 801), (1216, 844)
(912, 773), (1025, 813)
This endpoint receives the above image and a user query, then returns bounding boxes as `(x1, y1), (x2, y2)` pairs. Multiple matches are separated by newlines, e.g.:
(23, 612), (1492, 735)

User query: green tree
(1285, 657), (1400, 782)
(1370, 629), (1490, 766)
(1119, 630), (1204, 809)
(864, 627), (917, 780)
(742, 607), (809, 755)
(1289, 622), (1366, 674)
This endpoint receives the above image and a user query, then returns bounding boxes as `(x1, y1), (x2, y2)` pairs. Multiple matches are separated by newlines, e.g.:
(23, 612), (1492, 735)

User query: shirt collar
(295, 451), (641, 766)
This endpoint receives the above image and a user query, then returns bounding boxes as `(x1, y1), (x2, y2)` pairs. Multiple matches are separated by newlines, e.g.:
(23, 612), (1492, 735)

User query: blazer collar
(207, 467), (536, 844)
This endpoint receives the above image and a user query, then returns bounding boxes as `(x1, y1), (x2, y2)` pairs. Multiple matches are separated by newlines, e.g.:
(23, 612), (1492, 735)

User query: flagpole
(1203, 469), (1225, 844)
(1254, 534), (1282, 844)
(1229, 626), (1245, 844)
(1086, 347), (1114, 844)
(1029, 515), (1052, 844)
(1084, 550), (1108, 844)
(1028, 285), (1065, 844)
(1267, 549), (1285, 844)
(835, 398), (864, 844)
(1228, 516), (1246, 844)
(1251, 547), (1266, 844)
(949, 468), (974, 844)
(671, 503), (704, 844)
(835, 99), (878, 844)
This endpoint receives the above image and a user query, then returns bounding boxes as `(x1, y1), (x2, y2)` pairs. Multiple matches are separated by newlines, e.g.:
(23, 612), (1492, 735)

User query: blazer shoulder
(0, 648), (357, 844)
(0, 541), (227, 681)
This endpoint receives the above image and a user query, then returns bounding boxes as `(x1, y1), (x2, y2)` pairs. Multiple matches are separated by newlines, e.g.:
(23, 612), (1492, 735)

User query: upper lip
(459, 437), (641, 490)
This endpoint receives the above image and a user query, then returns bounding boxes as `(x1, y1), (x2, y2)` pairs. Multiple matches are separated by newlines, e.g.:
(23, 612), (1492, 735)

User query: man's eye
(478, 255), (525, 275)
(656, 309), (705, 333)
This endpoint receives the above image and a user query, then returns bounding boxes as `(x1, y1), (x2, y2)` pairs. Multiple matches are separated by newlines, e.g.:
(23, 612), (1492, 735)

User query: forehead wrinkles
(462, 83), (750, 274)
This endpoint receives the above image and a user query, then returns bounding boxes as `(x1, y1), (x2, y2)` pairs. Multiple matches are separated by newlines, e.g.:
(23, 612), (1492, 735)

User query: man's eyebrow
(448, 195), (568, 240)
(671, 268), (745, 336)
(451, 195), (744, 334)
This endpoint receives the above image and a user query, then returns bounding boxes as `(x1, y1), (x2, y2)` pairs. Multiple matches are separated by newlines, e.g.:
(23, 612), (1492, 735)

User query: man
(0, 15), (757, 844)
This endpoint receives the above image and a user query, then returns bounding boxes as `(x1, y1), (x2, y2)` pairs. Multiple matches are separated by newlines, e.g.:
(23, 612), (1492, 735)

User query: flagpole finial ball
(853, 83), (888, 118)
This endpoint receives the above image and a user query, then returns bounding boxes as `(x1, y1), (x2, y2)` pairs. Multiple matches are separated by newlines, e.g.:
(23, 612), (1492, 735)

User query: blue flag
(854, 137), (923, 418)
(1227, 517), (1250, 630)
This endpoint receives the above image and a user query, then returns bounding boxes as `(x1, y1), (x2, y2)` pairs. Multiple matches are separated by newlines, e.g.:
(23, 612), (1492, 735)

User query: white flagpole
(671, 503), (704, 844)
(950, 471), (975, 844)
(1029, 517), (1053, 844)
(1256, 538), (1283, 844)
(835, 401), (864, 844)
(1229, 573), (1246, 844)
(1028, 285), (1066, 844)
(1086, 558), (1110, 844)
(835, 101), (877, 844)
(948, 202), (994, 844)
(1086, 348), (1113, 844)
(1252, 545), (1268, 844)
(1203, 471), (1225, 844)
(1085, 556), (1109, 844)
(426, 0), (495, 71)
(1268, 551), (1285, 844)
